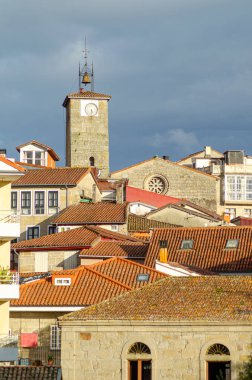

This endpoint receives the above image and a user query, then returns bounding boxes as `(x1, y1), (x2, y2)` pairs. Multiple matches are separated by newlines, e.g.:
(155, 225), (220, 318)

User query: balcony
(0, 211), (20, 240)
(0, 272), (19, 300)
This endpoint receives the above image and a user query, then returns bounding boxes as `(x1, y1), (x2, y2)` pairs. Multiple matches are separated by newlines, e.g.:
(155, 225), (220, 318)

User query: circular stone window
(146, 175), (169, 194)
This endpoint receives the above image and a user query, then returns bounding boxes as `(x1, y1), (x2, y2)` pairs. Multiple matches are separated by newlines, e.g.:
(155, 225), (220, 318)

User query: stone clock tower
(63, 89), (111, 178)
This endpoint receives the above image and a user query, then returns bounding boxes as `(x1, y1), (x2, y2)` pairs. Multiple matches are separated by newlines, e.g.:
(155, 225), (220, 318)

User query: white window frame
(50, 325), (61, 350)
(111, 224), (119, 232)
(21, 191), (32, 215)
(48, 190), (59, 215)
(34, 190), (45, 215)
(225, 175), (252, 201)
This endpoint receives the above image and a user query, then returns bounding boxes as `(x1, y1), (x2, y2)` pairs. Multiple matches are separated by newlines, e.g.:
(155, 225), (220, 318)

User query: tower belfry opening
(63, 41), (111, 178)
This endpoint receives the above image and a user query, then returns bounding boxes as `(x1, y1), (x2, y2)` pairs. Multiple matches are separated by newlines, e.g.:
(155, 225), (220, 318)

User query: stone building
(59, 275), (252, 380)
(111, 156), (220, 211)
(63, 90), (111, 178)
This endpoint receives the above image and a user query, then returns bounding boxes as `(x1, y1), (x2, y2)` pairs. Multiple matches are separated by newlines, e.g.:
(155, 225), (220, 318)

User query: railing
(0, 210), (20, 223)
(19, 346), (61, 366)
(0, 334), (18, 347)
(0, 272), (19, 285)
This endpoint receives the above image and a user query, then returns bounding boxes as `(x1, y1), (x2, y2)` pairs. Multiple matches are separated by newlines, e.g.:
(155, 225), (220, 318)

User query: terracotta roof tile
(12, 226), (139, 251)
(12, 167), (91, 186)
(63, 90), (111, 107)
(0, 366), (61, 379)
(80, 241), (148, 259)
(60, 275), (252, 321)
(0, 157), (26, 172)
(90, 257), (167, 289)
(12, 258), (166, 307)
(128, 214), (178, 232)
(145, 226), (252, 273)
(51, 202), (127, 224)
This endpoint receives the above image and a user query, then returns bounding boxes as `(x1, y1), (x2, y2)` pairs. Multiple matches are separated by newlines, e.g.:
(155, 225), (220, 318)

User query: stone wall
(112, 157), (219, 211)
(60, 320), (252, 380)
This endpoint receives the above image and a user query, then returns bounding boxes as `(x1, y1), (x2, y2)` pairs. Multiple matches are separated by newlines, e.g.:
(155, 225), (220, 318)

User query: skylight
(137, 274), (150, 282)
(54, 278), (71, 286)
(225, 239), (239, 249)
(181, 240), (194, 250)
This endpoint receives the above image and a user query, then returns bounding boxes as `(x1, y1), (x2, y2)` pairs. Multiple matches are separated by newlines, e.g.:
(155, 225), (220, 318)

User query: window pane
(27, 227), (39, 240)
(48, 191), (58, 207)
(35, 192), (44, 214)
(21, 192), (31, 214)
(11, 192), (17, 209)
(35, 151), (45, 166)
(23, 151), (33, 164)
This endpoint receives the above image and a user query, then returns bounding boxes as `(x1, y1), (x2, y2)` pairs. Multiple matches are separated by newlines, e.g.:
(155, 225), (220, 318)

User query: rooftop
(80, 240), (148, 259)
(16, 140), (60, 161)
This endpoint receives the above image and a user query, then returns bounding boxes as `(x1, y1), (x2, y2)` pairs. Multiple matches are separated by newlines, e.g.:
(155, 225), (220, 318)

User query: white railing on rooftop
(0, 334), (18, 347)
(0, 211), (20, 223)
(0, 272), (19, 285)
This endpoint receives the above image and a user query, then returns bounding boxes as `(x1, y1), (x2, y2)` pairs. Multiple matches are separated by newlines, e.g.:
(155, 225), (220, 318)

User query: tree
(238, 355), (252, 380)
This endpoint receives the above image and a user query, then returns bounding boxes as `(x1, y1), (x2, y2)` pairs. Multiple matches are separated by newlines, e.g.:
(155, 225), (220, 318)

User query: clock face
(85, 103), (98, 116)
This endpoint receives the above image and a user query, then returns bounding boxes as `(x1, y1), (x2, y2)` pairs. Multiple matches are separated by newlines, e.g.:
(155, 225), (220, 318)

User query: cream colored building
(11, 167), (101, 241)
(0, 156), (23, 362)
(178, 146), (252, 220)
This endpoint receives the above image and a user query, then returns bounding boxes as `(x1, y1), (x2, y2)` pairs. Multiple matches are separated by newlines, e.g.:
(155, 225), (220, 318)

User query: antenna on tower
(79, 37), (92, 91)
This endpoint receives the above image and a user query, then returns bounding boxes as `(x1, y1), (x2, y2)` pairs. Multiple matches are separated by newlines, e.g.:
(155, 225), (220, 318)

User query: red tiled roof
(0, 157), (26, 172)
(90, 257), (167, 289)
(63, 90), (111, 107)
(231, 216), (252, 226)
(12, 167), (91, 186)
(12, 258), (165, 307)
(12, 226), (140, 251)
(80, 241), (148, 259)
(16, 140), (60, 161)
(60, 275), (252, 321)
(51, 202), (127, 224)
(145, 226), (252, 273)
(126, 185), (180, 207)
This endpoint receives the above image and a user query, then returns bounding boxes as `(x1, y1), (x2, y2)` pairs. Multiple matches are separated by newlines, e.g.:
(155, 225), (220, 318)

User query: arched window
(127, 342), (151, 380)
(89, 156), (95, 167)
(206, 343), (231, 380)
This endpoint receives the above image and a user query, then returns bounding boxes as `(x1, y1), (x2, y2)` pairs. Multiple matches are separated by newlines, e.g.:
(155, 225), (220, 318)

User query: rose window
(148, 176), (166, 194)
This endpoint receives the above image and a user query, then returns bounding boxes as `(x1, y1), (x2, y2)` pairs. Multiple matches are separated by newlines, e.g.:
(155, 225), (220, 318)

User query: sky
(1, 0), (252, 171)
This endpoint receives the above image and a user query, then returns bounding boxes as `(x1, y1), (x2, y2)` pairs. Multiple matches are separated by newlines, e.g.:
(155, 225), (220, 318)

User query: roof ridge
(153, 225), (252, 231)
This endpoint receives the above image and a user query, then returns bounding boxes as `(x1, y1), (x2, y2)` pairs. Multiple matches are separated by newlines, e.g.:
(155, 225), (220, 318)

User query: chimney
(92, 184), (97, 203)
(162, 155), (169, 161)
(0, 149), (7, 158)
(204, 146), (212, 157)
(159, 240), (168, 263)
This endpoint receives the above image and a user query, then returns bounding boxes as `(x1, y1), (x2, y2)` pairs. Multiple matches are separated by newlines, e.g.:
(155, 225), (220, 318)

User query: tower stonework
(63, 91), (111, 178)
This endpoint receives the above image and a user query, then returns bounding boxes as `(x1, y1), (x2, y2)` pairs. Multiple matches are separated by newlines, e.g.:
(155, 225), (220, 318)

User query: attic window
(225, 239), (239, 249)
(54, 278), (71, 286)
(181, 240), (194, 250)
(137, 274), (150, 282)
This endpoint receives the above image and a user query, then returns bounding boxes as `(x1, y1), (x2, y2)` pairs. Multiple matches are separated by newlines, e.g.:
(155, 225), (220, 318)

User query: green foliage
(238, 355), (252, 380)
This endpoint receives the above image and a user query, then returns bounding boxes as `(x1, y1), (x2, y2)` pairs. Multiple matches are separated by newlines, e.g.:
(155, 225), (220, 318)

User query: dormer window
(225, 239), (239, 249)
(54, 278), (71, 286)
(181, 240), (194, 250)
(23, 150), (45, 166)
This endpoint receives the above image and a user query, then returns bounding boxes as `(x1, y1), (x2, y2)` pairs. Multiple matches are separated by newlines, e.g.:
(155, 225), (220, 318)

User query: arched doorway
(127, 342), (152, 380)
(206, 343), (231, 380)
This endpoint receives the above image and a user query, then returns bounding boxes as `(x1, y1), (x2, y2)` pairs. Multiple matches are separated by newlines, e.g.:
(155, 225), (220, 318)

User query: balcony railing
(0, 272), (19, 285)
(0, 210), (20, 223)
(0, 334), (18, 347)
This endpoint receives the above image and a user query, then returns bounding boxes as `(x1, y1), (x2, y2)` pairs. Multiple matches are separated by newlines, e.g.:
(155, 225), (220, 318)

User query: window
(244, 209), (252, 218)
(127, 343), (152, 380)
(111, 225), (119, 232)
(23, 151), (33, 164)
(35, 151), (45, 166)
(21, 191), (31, 215)
(48, 191), (58, 214)
(225, 239), (239, 249)
(11, 192), (17, 210)
(148, 176), (167, 194)
(27, 226), (39, 240)
(226, 175), (252, 201)
(48, 225), (57, 234)
(89, 156), (95, 166)
(50, 325), (61, 350)
(181, 239), (194, 249)
(206, 343), (231, 380)
(34, 191), (45, 214)
(136, 274), (150, 282)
